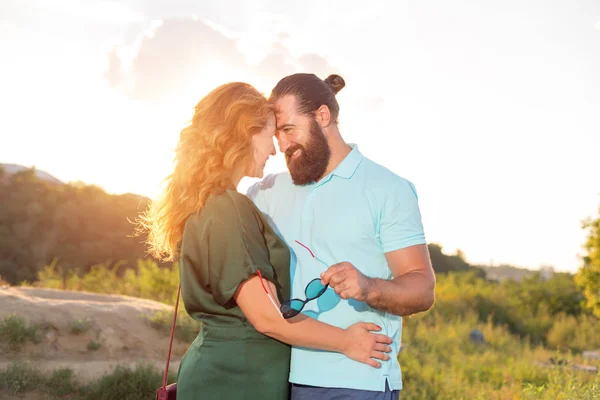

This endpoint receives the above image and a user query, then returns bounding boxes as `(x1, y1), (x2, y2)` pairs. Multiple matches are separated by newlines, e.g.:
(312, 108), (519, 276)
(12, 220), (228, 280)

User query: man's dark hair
(270, 73), (346, 124)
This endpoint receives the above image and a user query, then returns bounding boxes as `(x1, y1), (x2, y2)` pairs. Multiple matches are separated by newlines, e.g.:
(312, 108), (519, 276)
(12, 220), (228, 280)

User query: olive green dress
(176, 190), (291, 400)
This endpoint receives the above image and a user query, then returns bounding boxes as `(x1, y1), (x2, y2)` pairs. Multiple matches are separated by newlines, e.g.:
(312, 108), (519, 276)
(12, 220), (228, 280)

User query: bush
(0, 314), (39, 348)
(87, 340), (102, 351)
(0, 362), (45, 395)
(70, 318), (91, 335)
(547, 313), (600, 353)
(82, 363), (176, 400)
(431, 271), (598, 350)
(36, 259), (180, 305)
(0, 362), (176, 399)
(45, 367), (81, 397)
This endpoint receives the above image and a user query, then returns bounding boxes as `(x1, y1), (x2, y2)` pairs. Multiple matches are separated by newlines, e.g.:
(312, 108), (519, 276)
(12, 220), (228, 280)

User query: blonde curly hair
(137, 82), (273, 261)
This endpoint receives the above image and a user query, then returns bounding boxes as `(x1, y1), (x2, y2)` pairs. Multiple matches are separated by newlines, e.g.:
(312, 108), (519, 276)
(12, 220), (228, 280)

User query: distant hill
(0, 163), (63, 185)
(0, 165), (161, 284)
(478, 264), (554, 282)
(0, 164), (503, 285)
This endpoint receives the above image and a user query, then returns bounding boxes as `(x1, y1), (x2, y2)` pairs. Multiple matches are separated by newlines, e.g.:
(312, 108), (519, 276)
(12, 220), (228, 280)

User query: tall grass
(37, 259), (179, 304)
(401, 310), (600, 399)
(0, 314), (39, 349)
(0, 362), (177, 399)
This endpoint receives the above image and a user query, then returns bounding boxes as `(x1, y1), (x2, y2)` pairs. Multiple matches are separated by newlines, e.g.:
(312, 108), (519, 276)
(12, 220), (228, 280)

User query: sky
(1, 0), (599, 273)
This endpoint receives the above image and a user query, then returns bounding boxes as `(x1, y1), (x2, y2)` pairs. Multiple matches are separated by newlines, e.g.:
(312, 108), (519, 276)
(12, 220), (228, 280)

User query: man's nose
(277, 135), (291, 153)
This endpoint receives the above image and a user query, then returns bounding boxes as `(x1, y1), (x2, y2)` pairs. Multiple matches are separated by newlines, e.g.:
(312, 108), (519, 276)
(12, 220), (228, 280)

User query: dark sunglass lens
(305, 279), (327, 300)
(282, 309), (299, 319)
(281, 299), (305, 319)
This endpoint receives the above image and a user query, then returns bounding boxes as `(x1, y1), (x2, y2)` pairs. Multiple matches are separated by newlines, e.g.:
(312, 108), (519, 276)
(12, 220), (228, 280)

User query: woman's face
(249, 112), (277, 179)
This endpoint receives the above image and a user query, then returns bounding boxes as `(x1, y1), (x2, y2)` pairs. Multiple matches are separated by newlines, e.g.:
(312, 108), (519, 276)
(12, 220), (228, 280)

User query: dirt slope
(0, 286), (188, 381)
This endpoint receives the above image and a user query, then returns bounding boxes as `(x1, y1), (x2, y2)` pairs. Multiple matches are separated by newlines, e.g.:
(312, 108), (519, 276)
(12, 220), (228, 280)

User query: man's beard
(285, 120), (331, 185)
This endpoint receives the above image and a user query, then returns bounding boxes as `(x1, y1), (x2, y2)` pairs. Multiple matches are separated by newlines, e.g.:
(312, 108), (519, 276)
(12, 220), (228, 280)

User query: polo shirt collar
(331, 143), (363, 179)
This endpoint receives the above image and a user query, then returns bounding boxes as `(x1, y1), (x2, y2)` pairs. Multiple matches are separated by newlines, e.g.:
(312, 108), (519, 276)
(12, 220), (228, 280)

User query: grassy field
(1, 263), (598, 399)
(1, 310), (598, 399)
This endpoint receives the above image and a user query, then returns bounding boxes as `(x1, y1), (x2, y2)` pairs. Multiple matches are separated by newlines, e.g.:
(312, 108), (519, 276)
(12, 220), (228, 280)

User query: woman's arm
(234, 274), (393, 368)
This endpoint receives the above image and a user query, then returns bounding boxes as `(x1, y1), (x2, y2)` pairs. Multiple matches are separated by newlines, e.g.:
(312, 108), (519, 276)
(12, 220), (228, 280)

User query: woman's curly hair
(137, 82), (273, 261)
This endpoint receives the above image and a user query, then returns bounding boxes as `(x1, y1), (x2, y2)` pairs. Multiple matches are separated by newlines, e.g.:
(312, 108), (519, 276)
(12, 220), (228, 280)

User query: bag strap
(161, 284), (181, 390)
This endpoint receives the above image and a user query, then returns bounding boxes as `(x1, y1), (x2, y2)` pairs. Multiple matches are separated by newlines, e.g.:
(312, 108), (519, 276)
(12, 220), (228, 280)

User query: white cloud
(105, 17), (342, 101)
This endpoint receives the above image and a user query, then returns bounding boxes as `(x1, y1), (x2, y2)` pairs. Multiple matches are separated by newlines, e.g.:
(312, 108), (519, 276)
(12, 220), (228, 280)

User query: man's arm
(320, 244), (436, 316)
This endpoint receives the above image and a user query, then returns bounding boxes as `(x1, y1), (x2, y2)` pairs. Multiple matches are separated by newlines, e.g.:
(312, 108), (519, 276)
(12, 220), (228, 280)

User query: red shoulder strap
(161, 284), (181, 390)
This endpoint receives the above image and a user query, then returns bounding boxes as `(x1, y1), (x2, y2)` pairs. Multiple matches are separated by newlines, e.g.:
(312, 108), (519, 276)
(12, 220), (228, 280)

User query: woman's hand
(342, 322), (393, 368)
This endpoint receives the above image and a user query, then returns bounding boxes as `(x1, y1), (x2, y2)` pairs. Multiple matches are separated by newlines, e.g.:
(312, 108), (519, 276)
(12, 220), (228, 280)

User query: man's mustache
(285, 144), (304, 159)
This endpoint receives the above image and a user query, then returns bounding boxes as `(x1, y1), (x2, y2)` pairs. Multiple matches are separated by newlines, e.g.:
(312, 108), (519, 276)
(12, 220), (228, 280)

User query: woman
(139, 82), (392, 399)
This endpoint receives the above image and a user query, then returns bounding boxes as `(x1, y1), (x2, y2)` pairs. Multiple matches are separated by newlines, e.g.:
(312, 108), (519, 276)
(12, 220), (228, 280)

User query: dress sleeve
(182, 192), (276, 307)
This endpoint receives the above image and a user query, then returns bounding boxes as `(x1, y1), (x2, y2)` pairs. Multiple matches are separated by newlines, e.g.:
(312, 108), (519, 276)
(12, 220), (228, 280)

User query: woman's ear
(315, 104), (332, 127)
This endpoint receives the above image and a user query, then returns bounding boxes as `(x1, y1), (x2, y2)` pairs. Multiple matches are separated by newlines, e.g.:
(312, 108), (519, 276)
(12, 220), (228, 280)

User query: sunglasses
(257, 240), (329, 319)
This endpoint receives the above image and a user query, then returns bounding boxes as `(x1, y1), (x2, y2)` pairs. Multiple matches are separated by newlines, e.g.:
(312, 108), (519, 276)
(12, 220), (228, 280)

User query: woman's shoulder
(189, 190), (259, 225)
(208, 189), (257, 212)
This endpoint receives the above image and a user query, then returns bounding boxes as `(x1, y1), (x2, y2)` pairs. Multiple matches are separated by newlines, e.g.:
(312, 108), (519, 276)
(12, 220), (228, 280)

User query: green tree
(575, 206), (600, 317)
(0, 167), (159, 284)
(427, 243), (484, 276)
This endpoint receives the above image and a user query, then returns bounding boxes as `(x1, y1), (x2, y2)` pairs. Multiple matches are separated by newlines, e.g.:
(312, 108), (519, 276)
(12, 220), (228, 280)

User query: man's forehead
(274, 94), (298, 117)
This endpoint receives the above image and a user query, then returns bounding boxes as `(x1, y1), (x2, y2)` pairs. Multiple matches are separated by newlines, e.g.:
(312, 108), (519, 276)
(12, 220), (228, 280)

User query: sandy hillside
(0, 286), (189, 382)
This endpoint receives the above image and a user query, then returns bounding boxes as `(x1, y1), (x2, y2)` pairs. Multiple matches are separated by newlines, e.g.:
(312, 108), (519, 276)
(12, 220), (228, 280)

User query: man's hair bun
(324, 74), (345, 95)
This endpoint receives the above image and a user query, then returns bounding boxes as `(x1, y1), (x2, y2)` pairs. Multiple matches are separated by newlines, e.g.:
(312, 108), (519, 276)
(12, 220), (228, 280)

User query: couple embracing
(141, 72), (436, 400)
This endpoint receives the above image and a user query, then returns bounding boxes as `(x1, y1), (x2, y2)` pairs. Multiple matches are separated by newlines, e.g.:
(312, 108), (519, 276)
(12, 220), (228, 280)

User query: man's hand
(320, 262), (373, 302)
(321, 245), (434, 316)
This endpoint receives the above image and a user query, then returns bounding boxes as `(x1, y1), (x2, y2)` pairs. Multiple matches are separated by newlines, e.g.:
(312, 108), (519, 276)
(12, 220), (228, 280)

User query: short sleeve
(183, 192), (276, 307)
(379, 179), (426, 253)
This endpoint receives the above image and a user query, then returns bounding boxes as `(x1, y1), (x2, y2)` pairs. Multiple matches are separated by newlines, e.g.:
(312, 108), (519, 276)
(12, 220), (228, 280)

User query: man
(247, 73), (435, 399)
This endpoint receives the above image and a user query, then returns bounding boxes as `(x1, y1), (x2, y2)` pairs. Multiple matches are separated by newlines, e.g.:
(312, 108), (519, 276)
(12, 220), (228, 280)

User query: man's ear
(315, 105), (332, 127)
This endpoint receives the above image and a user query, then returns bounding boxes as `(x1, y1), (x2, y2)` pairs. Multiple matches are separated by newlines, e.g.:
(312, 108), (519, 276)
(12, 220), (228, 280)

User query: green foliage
(428, 243), (485, 276)
(401, 308), (600, 399)
(36, 259), (180, 305)
(87, 340), (102, 351)
(70, 318), (91, 335)
(0, 313), (39, 348)
(546, 313), (600, 353)
(45, 367), (81, 397)
(432, 271), (598, 350)
(81, 363), (176, 400)
(575, 207), (600, 318)
(0, 361), (177, 399)
(521, 370), (600, 400)
(0, 362), (45, 395)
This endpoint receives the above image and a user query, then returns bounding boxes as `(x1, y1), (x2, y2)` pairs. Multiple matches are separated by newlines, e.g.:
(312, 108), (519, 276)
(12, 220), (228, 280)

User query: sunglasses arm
(266, 293), (284, 318)
(257, 269), (284, 319)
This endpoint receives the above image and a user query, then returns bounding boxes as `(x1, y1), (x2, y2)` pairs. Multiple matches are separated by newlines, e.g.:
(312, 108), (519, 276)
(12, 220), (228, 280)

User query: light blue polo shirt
(247, 144), (426, 392)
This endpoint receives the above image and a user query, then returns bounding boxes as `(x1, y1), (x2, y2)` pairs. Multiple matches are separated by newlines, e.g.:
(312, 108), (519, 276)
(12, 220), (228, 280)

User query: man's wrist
(365, 277), (380, 304)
